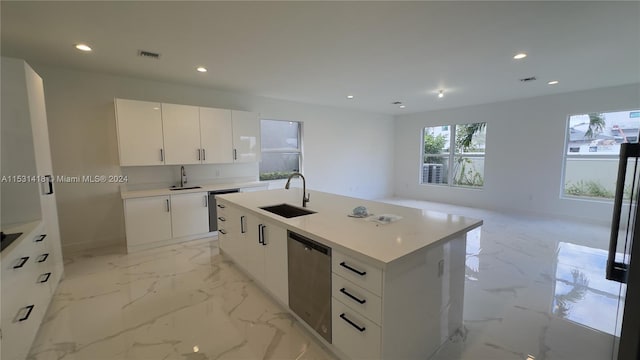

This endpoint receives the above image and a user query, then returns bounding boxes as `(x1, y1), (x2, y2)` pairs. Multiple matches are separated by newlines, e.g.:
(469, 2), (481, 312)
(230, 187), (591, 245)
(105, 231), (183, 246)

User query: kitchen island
(216, 189), (482, 359)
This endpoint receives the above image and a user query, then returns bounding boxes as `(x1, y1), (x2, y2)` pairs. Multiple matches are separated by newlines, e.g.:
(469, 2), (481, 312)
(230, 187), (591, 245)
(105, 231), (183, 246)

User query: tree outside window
(422, 123), (486, 188)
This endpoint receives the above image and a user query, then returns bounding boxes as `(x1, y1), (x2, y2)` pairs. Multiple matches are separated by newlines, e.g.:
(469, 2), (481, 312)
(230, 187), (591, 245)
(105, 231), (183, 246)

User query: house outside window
(259, 119), (302, 181)
(563, 110), (640, 200)
(422, 122), (486, 187)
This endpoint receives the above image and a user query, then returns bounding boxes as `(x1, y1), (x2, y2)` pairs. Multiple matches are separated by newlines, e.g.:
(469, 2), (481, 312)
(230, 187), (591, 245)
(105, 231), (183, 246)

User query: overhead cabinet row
(115, 99), (260, 166)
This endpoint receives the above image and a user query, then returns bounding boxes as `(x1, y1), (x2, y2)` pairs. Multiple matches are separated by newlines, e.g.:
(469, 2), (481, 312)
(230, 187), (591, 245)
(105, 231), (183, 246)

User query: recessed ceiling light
(346, 95), (354, 99)
(513, 53), (527, 60)
(196, 66), (207, 73)
(399, 105), (406, 109)
(75, 43), (92, 52)
(548, 80), (559, 85)
(438, 90), (444, 98)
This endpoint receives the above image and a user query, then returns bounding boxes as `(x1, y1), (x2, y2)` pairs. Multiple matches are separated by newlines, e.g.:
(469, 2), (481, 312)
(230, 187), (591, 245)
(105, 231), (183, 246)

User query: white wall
(33, 64), (394, 252)
(394, 83), (640, 224)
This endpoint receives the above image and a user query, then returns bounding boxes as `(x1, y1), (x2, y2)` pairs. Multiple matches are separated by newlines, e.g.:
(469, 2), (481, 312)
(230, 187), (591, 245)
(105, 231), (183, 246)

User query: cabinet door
(263, 222), (288, 305)
(170, 192), (209, 238)
(115, 99), (164, 166)
(244, 213), (265, 283)
(231, 110), (260, 163)
(124, 196), (172, 248)
(200, 107), (233, 164)
(162, 103), (201, 165)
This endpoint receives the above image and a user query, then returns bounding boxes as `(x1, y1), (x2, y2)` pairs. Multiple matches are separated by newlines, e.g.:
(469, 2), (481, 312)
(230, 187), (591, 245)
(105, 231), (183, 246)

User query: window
(422, 122), (486, 188)
(259, 119), (302, 181)
(563, 110), (640, 200)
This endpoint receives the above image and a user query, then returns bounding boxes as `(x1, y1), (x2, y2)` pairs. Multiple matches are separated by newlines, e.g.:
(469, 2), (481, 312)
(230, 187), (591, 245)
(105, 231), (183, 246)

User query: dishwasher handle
(288, 231), (330, 255)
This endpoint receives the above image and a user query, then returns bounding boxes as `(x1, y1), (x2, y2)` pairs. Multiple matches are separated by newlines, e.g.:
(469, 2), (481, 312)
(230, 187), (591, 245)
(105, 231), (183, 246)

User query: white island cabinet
(216, 189), (482, 360)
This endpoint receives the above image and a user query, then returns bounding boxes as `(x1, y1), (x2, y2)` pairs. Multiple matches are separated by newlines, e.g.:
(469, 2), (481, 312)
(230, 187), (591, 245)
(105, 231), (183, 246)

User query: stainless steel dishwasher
(288, 230), (332, 343)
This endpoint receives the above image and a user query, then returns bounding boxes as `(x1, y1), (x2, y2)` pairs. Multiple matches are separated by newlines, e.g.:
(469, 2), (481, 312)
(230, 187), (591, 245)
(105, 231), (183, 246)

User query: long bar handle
(160, 149), (164, 162)
(44, 175), (53, 195)
(260, 224), (267, 246)
(240, 216), (246, 233)
(339, 313), (366, 332)
(340, 261), (367, 276)
(607, 142), (640, 283)
(340, 288), (366, 304)
(166, 199), (170, 212)
(202, 149), (206, 161)
(197, 149), (201, 161)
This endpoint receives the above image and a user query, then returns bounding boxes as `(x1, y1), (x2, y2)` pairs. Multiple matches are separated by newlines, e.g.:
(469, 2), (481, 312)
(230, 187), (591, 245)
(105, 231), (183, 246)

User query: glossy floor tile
(28, 198), (621, 359)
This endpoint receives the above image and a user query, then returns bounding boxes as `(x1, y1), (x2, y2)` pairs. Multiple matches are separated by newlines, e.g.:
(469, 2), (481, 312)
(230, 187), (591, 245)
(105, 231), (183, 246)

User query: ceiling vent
(138, 50), (161, 59)
(519, 76), (537, 82)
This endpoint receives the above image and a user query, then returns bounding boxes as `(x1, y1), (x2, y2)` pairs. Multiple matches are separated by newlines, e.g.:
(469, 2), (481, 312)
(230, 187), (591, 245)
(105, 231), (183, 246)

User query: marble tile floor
(27, 198), (623, 360)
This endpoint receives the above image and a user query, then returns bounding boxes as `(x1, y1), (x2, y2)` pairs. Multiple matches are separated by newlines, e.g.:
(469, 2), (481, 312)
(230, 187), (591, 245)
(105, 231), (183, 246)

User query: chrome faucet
(285, 172), (310, 208)
(180, 166), (187, 187)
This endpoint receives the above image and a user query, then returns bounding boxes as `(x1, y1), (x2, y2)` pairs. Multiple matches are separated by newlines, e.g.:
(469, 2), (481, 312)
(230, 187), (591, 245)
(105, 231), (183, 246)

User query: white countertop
(120, 181), (266, 199)
(217, 189), (483, 267)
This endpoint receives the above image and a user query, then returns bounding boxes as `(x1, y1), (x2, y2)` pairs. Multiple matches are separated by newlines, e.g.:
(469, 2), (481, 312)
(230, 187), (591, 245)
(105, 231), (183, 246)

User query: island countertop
(217, 189), (482, 267)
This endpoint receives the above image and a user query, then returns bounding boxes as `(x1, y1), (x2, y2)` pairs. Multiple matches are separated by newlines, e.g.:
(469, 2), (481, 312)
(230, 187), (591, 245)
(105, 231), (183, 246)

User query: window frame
(561, 109), (640, 201)
(420, 123), (486, 189)
(259, 119), (303, 182)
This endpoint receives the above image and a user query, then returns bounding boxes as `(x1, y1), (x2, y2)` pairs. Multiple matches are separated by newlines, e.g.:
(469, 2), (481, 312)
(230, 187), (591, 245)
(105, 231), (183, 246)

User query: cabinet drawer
(332, 250), (382, 296)
(332, 274), (382, 325)
(332, 298), (381, 360)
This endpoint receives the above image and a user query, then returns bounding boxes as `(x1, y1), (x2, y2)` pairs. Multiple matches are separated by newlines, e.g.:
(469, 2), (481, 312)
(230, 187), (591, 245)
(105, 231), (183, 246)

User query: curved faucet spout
(285, 172), (310, 208)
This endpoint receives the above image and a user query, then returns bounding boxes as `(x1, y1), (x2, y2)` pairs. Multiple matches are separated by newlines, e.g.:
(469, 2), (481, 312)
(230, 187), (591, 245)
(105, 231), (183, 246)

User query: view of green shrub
(259, 171), (295, 181)
(565, 180), (615, 199)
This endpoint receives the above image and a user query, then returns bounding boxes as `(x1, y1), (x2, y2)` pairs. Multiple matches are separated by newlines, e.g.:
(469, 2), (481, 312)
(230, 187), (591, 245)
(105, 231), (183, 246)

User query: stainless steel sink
(169, 186), (202, 191)
(260, 203), (316, 218)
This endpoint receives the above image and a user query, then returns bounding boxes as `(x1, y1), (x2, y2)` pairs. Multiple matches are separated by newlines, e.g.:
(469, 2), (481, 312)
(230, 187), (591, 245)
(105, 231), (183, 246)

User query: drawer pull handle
(218, 216), (226, 222)
(37, 253), (49, 263)
(217, 204), (226, 209)
(240, 216), (246, 234)
(340, 288), (366, 304)
(219, 229), (227, 235)
(35, 234), (47, 242)
(39, 272), (52, 283)
(340, 313), (366, 332)
(13, 257), (29, 269)
(340, 261), (367, 276)
(18, 305), (35, 322)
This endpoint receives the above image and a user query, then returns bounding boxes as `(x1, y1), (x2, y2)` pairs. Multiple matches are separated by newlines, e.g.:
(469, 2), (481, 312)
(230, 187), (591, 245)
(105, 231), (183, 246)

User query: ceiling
(2, 1), (639, 115)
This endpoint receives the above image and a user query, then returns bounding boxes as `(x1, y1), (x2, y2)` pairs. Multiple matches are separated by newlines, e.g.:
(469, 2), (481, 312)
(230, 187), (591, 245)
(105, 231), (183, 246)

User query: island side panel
(381, 234), (467, 359)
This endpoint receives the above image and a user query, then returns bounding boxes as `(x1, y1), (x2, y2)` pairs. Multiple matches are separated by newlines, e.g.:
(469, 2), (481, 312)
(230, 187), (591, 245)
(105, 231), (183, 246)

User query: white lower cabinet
(1, 222), (63, 360)
(170, 192), (209, 238)
(124, 196), (172, 250)
(332, 298), (382, 360)
(218, 206), (288, 306)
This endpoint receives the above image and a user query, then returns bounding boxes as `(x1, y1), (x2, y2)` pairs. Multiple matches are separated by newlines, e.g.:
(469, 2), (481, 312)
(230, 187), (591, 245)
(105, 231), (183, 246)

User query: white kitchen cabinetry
(115, 99), (164, 166)
(1, 58), (64, 360)
(200, 107), (233, 164)
(231, 110), (260, 163)
(218, 205), (288, 306)
(162, 103), (201, 165)
(124, 196), (172, 251)
(217, 202), (248, 269)
(170, 192), (209, 238)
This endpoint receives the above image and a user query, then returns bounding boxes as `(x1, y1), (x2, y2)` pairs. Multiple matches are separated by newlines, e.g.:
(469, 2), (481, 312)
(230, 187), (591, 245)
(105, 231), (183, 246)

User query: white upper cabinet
(162, 103), (201, 165)
(200, 107), (233, 164)
(115, 99), (164, 166)
(231, 110), (260, 163)
(115, 99), (260, 166)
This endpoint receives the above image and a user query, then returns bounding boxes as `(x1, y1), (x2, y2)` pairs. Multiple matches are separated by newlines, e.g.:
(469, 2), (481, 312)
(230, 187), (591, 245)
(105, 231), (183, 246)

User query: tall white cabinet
(200, 107), (234, 164)
(1, 57), (64, 360)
